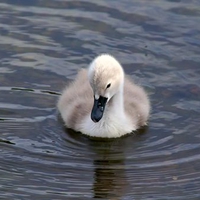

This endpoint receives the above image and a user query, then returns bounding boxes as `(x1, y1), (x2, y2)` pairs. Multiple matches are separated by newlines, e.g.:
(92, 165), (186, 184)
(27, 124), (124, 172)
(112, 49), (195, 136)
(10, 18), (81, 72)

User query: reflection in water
(91, 128), (148, 199)
(62, 128), (129, 199)
(93, 152), (127, 199)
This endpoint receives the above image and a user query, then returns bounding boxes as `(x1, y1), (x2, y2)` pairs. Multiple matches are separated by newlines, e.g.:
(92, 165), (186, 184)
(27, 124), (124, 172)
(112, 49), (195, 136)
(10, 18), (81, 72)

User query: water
(0, 0), (200, 199)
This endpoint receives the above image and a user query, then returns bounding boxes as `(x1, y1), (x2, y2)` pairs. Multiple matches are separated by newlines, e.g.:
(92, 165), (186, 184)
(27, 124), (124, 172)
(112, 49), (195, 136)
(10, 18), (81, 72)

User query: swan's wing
(57, 69), (93, 129)
(124, 76), (150, 127)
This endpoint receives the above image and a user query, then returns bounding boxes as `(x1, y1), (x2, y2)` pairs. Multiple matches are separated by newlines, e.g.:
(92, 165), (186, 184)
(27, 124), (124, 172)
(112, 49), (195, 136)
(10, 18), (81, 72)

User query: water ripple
(0, 0), (200, 199)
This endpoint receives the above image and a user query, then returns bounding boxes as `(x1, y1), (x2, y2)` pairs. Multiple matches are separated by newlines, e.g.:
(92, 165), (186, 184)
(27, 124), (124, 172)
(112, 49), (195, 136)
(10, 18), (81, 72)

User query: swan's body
(57, 54), (150, 138)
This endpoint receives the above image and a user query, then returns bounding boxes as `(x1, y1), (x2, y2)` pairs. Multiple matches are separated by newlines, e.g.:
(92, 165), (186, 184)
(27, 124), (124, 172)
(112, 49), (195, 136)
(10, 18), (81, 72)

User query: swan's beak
(91, 96), (108, 123)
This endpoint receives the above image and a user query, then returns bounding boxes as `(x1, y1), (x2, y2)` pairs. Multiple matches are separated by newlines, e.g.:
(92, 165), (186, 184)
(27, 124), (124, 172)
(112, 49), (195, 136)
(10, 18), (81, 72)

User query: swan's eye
(106, 83), (111, 89)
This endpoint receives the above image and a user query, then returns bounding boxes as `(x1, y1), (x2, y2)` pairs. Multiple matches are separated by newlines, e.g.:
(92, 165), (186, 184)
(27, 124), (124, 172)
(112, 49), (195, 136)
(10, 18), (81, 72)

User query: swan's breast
(77, 112), (134, 138)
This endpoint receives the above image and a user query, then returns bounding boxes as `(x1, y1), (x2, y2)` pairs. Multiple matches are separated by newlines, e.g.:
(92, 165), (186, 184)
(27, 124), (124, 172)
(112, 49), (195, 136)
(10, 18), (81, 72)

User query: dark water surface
(0, 0), (200, 199)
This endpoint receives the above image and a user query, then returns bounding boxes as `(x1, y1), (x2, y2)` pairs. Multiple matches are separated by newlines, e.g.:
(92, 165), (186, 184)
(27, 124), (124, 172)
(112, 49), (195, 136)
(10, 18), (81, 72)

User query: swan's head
(88, 54), (124, 123)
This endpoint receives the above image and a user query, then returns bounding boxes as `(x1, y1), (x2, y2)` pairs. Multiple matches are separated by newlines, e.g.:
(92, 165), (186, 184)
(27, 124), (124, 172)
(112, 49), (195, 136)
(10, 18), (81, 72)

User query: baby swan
(57, 54), (150, 138)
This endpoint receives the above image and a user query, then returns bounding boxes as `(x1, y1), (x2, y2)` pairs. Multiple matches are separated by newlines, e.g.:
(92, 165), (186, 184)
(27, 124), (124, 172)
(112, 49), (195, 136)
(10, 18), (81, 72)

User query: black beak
(91, 96), (108, 123)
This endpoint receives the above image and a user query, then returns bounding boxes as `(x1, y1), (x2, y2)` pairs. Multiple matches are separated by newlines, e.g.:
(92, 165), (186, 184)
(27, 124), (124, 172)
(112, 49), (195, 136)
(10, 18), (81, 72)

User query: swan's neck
(107, 82), (125, 118)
